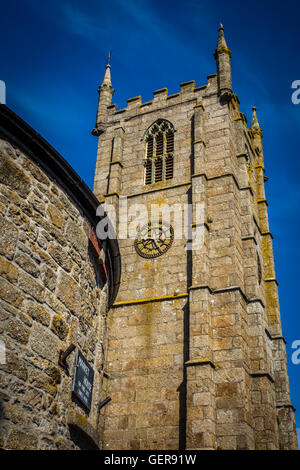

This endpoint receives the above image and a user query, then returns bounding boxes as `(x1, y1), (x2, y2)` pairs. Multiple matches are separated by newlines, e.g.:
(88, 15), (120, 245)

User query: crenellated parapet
(102, 80), (209, 123)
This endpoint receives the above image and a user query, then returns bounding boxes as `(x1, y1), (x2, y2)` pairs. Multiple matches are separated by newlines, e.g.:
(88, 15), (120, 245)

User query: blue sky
(1, 0), (300, 441)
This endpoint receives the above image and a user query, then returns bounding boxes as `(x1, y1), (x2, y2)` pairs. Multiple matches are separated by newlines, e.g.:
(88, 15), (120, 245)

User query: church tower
(92, 27), (297, 450)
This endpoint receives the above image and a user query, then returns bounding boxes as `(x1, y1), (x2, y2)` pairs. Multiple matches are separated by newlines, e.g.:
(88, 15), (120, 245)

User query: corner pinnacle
(251, 106), (262, 133)
(215, 23), (230, 55)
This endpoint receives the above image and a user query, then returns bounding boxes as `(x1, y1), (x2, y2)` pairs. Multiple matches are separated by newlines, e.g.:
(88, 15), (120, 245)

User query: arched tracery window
(143, 119), (175, 185)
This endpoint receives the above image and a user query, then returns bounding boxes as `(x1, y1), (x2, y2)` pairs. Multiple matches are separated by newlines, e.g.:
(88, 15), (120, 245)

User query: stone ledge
(140, 100), (153, 108)
(114, 108), (127, 115)
(276, 402), (296, 412)
(112, 292), (188, 307)
(241, 236), (258, 245)
(193, 139), (206, 146)
(257, 198), (268, 206)
(193, 103), (204, 110)
(264, 277), (279, 286)
(188, 284), (265, 308)
(110, 161), (123, 168)
(127, 96), (142, 104)
(191, 222), (210, 232)
(167, 93), (180, 100)
(195, 85), (207, 91)
(191, 171), (254, 196)
(126, 181), (191, 198)
(250, 371), (274, 383)
(153, 88), (168, 96)
(261, 231), (274, 238)
(103, 182), (192, 200)
(104, 192), (120, 198)
(265, 328), (287, 344)
(185, 358), (216, 369)
(253, 215), (274, 239)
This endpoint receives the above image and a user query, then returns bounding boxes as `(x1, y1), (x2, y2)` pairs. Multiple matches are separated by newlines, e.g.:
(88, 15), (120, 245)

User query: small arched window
(143, 120), (175, 184)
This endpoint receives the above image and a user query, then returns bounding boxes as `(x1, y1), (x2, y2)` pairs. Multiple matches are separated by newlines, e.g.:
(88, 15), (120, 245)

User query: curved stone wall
(0, 113), (118, 449)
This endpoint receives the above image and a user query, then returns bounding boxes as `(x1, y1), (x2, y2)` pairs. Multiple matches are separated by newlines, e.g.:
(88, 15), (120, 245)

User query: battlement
(105, 76), (216, 120)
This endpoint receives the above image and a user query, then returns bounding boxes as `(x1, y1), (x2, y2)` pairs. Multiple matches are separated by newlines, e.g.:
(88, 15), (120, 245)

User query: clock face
(134, 222), (174, 259)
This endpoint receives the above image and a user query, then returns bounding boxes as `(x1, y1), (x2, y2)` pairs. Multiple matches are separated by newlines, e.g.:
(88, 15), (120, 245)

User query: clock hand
(151, 239), (163, 252)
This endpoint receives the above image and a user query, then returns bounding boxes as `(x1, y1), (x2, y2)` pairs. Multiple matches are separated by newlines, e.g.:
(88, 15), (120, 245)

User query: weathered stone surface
(22, 157), (50, 186)
(66, 220), (87, 258)
(6, 429), (38, 450)
(18, 270), (44, 302)
(26, 301), (51, 326)
(42, 266), (57, 291)
(0, 277), (23, 307)
(2, 352), (28, 381)
(0, 154), (31, 198)
(7, 318), (30, 344)
(56, 436), (70, 450)
(0, 257), (18, 284)
(14, 252), (39, 278)
(1, 403), (26, 424)
(29, 323), (61, 363)
(56, 272), (81, 314)
(23, 387), (43, 409)
(44, 365), (61, 384)
(48, 242), (72, 271)
(29, 369), (57, 397)
(48, 204), (64, 228)
(51, 314), (69, 340)
(0, 216), (18, 260)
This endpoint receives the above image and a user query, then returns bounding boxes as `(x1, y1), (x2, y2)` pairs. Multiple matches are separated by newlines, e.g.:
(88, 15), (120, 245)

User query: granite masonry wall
(0, 135), (110, 449)
(93, 71), (298, 450)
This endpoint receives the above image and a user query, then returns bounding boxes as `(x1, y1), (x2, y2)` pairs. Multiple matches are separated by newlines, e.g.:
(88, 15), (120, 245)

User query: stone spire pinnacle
(92, 56), (114, 136)
(251, 106), (263, 151)
(215, 23), (230, 55)
(251, 106), (262, 133)
(101, 50), (113, 87)
(214, 24), (232, 101)
(101, 64), (112, 87)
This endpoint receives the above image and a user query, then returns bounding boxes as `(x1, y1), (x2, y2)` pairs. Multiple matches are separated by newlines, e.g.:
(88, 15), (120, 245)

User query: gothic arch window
(143, 119), (175, 185)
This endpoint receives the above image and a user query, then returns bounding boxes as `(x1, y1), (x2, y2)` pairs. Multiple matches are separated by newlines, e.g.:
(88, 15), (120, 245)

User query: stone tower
(92, 26), (297, 450)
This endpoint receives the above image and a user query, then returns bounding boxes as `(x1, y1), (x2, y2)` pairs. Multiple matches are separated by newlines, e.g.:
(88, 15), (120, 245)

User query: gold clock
(134, 222), (174, 259)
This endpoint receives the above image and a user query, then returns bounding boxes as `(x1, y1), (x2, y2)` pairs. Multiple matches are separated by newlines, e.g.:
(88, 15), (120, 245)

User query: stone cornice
(188, 284), (265, 308)
(265, 328), (287, 344)
(104, 181), (191, 199)
(242, 236), (258, 245)
(191, 172), (253, 195)
(112, 292), (188, 307)
(250, 371), (274, 383)
(185, 358), (217, 369)
(276, 402), (296, 412)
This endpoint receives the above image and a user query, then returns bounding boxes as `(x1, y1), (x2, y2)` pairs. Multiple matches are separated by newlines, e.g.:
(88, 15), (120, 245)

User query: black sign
(72, 349), (94, 412)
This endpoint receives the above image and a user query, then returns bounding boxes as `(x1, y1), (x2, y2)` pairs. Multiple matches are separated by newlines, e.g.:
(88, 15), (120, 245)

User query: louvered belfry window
(144, 120), (174, 184)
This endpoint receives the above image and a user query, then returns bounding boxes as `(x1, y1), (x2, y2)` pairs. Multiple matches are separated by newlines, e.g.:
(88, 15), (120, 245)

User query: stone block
(0, 217), (18, 260)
